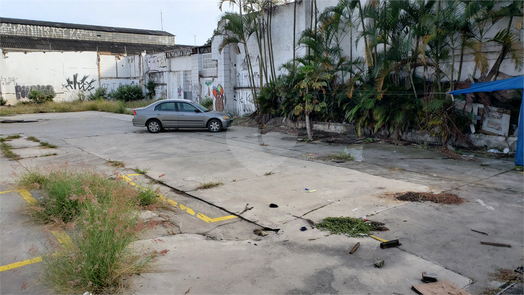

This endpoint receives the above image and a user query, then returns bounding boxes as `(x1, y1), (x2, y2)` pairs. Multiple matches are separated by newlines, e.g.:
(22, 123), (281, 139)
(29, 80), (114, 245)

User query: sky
(0, 0), (236, 45)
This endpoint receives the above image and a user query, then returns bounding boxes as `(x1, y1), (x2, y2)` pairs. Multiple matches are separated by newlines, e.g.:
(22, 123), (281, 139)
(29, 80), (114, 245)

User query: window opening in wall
(202, 54), (217, 69)
(183, 71), (192, 92)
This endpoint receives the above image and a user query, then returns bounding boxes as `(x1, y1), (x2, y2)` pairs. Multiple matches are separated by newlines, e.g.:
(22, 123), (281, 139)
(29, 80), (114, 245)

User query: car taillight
(133, 109), (137, 115)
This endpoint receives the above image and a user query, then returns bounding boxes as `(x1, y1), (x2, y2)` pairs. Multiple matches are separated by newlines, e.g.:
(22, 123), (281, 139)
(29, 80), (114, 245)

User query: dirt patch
(392, 191), (466, 204)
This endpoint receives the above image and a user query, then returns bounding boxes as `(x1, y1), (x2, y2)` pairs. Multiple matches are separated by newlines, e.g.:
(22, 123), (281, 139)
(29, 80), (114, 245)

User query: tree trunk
(305, 112), (313, 141)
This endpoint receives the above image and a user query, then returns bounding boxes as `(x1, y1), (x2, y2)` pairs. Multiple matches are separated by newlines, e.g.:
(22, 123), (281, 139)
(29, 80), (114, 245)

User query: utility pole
(160, 10), (163, 31)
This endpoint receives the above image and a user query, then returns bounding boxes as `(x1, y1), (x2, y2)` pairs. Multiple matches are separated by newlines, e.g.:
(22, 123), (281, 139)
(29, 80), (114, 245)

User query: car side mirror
(194, 109), (200, 113)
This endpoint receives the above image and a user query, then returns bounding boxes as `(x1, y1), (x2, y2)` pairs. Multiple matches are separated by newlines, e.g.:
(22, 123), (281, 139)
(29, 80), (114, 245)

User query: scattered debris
(292, 215), (315, 228)
(269, 203), (279, 208)
(480, 241), (511, 248)
(305, 188), (317, 193)
(367, 220), (389, 231)
(374, 259), (384, 268)
(253, 229), (268, 237)
(349, 242), (360, 254)
(471, 229), (489, 236)
(422, 272), (438, 282)
(476, 199), (495, 210)
(392, 192), (466, 204)
(515, 266), (524, 274)
(380, 239), (401, 249)
(412, 280), (471, 295)
(300, 226), (307, 231)
(239, 203), (254, 214)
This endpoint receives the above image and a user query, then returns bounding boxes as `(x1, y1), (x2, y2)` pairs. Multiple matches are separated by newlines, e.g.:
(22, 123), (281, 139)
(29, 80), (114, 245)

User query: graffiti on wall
(1, 77), (18, 86)
(63, 74), (96, 91)
(147, 55), (167, 72)
(213, 85), (226, 111)
(234, 90), (255, 116)
(0, 23), (96, 40)
(15, 85), (54, 100)
(204, 80), (213, 97)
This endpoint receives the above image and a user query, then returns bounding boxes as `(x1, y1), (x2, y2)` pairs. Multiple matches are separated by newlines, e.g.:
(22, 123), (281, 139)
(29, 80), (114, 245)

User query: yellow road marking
(370, 235), (388, 243)
(50, 231), (73, 247)
(18, 189), (37, 206)
(197, 214), (238, 223)
(0, 256), (43, 272)
(0, 189), (17, 194)
(122, 174), (237, 223)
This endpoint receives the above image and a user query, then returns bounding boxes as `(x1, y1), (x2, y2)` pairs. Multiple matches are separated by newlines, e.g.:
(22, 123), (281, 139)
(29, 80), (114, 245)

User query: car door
(176, 102), (205, 128)
(153, 102), (178, 128)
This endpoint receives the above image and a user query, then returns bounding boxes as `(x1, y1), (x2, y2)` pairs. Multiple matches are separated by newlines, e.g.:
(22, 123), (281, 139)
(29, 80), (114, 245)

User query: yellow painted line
(370, 235), (388, 243)
(50, 231), (73, 247)
(179, 204), (195, 215)
(0, 189), (17, 194)
(18, 189), (37, 206)
(122, 174), (237, 224)
(197, 213), (238, 223)
(128, 173), (140, 176)
(0, 256), (43, 272)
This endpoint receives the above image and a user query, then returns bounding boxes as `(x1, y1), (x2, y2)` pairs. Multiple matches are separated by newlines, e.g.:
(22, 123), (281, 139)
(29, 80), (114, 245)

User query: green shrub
(87, 87), (108, 101)
(200, 97), (213, 110)
(28, 89), (55, 104)
(108, 84), (144, 102)
(0, 96), (7, 106)
(145, 81), (156, 100)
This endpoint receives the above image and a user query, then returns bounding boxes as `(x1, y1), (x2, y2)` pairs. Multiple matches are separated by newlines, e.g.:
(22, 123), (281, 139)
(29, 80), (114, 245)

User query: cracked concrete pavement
(1, 111), (522, 294)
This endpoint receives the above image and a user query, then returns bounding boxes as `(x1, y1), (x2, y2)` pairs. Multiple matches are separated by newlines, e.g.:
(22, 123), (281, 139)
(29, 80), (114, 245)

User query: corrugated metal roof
(0, 35), (190, 54)
(0, 17), (174, 37)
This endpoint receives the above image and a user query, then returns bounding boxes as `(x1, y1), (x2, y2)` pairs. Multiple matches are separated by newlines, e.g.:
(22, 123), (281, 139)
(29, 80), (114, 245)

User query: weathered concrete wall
(0, 50), (98, 104)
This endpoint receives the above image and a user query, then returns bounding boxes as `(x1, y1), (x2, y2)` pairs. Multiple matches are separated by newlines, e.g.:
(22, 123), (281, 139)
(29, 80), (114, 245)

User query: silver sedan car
(132, 99), (233, 133)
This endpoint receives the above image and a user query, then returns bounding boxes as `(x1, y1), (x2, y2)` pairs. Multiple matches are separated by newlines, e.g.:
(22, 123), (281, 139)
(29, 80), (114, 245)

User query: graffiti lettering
(146, 55), (167, 72)
(63, 74), (96, 91)
(1, 77), (18, 86)
(15, 85), (54, 100)
(234, 90), (255, 116)
(0, 23), (94, 39)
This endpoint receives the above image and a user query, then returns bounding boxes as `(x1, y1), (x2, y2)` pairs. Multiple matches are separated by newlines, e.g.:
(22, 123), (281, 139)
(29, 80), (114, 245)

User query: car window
(155, 102), (176, 111)
(176, 102), (198, 113)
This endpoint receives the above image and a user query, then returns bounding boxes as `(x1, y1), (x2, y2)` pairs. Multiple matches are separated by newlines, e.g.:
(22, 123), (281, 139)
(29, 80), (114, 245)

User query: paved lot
(0, 111), (522, 294)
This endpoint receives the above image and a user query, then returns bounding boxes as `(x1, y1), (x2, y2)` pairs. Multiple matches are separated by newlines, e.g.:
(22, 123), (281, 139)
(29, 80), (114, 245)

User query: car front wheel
(207, 119), (222, 132)
(147, 119), (162, 133)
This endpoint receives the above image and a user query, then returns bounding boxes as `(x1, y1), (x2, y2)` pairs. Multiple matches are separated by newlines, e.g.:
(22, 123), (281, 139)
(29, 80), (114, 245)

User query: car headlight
(223, 115), (230, 120)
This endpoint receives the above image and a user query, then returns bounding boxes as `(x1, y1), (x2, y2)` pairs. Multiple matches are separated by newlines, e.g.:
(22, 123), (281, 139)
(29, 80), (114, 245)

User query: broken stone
(269, 203), (278, 208)
(374, 259), (384, 268)
(422, 272), (438, 282)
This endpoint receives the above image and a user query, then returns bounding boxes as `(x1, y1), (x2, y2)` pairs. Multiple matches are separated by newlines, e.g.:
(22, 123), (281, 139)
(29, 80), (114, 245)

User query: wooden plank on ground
(412, 280), (471, 295)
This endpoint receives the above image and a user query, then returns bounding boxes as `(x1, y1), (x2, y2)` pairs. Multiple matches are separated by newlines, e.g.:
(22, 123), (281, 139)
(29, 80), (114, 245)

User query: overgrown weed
(18, 168), (158, 294)
(317, 217), (377, 237)
(196, 181), (224, 190)
(1, 142), (20, 160)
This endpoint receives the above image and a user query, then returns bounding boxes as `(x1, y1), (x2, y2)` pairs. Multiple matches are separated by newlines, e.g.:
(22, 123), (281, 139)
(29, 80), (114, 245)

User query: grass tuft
(196, 181), (224, 190)
(107, 160), (125, 168)
(264, 172), (274, 176)
(40, 153), (58, 157)
(0, 100), (154, 116)
(27, 136), (40, 142)
(39, 141), (58, 148)
(5, 134), (21, 140)
(317, 217), (377, 237)
(1, 142), (20, 160)
(135, 167), (150, 175)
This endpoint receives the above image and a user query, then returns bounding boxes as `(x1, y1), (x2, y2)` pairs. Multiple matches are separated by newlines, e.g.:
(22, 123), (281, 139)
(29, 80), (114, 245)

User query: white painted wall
(0, 50), (98, 104)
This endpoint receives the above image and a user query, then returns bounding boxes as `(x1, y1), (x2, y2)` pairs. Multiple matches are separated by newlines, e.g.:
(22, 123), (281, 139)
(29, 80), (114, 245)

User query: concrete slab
(131, 233), (471, 295)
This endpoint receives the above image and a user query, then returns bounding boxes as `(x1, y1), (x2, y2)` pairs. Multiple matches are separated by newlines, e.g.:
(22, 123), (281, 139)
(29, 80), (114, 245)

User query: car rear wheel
(147, 119), (162, 133)
(207, 119), (222, 132)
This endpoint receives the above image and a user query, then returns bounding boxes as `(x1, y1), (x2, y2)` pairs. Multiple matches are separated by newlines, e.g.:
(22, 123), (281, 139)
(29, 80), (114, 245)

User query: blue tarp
(449, 76), (524, 166)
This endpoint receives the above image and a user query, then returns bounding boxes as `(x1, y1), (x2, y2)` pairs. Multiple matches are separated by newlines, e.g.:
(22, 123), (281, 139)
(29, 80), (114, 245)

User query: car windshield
(191, 102), (210, 112)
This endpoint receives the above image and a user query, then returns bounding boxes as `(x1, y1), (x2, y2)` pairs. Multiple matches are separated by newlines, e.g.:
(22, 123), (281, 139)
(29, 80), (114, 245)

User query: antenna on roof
(160, 10), (163, 31)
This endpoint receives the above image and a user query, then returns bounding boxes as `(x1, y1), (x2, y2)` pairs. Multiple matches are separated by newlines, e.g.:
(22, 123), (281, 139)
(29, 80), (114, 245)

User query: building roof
(0, 35), (190, 54)
(0, 17), (174, 37)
